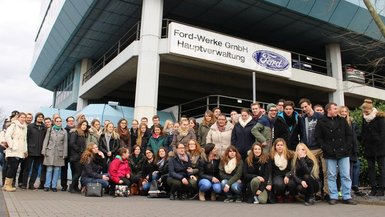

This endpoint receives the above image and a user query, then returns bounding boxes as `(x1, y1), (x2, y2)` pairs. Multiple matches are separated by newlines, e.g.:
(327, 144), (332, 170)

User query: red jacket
(108, 155), (131, 184)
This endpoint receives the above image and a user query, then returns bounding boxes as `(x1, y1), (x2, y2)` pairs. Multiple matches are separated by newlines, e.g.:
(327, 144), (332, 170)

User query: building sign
(168, 22), (291, 78)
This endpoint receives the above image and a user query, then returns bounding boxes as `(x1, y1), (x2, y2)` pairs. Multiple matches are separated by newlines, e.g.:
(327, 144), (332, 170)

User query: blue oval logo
(252, 50), (289, 71)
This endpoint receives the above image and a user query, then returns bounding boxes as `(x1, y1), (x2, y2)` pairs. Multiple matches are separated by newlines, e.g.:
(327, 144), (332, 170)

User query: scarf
(238, 116), (252, 128)
(105, 133), (112, 152)
(283, 112), (296, 129)
(274, 153), (288, 171)
(178, 128), (189, 137)
(118, 127), (129, 137)
(363, 108), (378, 123)
(190, 154), (200, 165)
(217, 122), (226, 132)
(14, 120), (26, 129)
(157, 158), (165, 168)
(152, 133), (160, 139)
(178, 153), (188, 162)
(224, 157), (237, 174)
(53, 125), (61, 132)
(252, 111), (263, 120)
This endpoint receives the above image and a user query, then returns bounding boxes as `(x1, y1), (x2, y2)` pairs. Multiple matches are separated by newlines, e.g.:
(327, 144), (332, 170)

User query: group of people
(0, 97), (384, 206)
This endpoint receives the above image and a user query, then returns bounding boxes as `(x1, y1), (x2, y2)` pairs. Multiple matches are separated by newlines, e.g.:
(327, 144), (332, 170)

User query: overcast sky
(0, 0), (52, 119)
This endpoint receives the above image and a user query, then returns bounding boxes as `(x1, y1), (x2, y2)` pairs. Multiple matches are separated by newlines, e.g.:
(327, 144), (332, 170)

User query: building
(30, 0), (385, 121)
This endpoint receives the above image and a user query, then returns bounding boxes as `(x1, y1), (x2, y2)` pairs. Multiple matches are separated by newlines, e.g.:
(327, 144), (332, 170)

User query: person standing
(252, 103), (277, 154)
(116, 118), (130, 150)
(206, 114), (234, 157)
(315, 102), (356, 205)
(22, 112), (46, 190)
(61, 116), (75, 191)
(197, 110), (215, 147)
(231, 108), (256, 159)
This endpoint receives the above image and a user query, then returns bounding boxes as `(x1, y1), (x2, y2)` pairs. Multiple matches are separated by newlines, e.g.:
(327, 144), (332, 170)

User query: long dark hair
(220, 145), (241, 166)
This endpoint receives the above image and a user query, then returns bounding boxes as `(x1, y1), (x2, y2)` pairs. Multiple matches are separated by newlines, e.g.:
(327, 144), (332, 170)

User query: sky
(0, 0), (52, 119)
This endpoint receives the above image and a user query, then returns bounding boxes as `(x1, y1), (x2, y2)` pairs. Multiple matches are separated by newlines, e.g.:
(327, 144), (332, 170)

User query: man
(44, 118), (52, 128)
(212, 107), (221, 119)
(299, 98), (327, 199)
(252, 103), (277, 153)
(276, 99), (285, 113)
(150, 115), (162, 131)
(25, 113), (33, 125)
(251, 102), (263, 121)
(61, 116), (75, 191)
(315, 103), (356, 205)
(22, 112), (46, 190)
(313, 104), (325, 115)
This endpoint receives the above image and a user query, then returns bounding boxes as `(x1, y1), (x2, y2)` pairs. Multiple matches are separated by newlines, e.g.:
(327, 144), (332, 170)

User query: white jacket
(206, 122), (234, 157)
(5, 120), (27, 158)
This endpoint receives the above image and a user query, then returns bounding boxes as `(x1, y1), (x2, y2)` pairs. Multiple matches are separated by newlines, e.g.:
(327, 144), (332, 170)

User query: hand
(119, 180), (124, 184)
(97, 151), (105, 158)
(126, 174), (130, 179)
(190, 175), (196, 181)
(212, 177), (219, 183)
(102, 175), (109, 181)
(142, 179), (148, 186)
(284, 176), (289, 185)
(187, 167), (193, 173)
(257, 176), (265, 182)
(266, 185), (272, 191)
(107, 151), (112, 157)
(223, 184), (230, 193)
(261, 142), (267, 147)
(182, 178), (189, 185)
(256, 190), (262, 195)
(301, 181), (308, 188)
(24, 152), (28, 158)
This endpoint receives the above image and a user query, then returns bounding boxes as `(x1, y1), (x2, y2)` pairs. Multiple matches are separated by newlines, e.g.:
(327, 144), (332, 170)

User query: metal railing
(365, 72), (385, 89)
(291, 52), (330, 76)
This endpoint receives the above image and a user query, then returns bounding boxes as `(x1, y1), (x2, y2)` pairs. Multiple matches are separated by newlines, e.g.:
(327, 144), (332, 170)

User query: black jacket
(273, 112), (302, 151)
(270, 157), (292, 179)
(130, 128), (138, 148)
(243, 157), (270, 191)
(129, 154), (144, 177)
(142, 159), (158, 179)
(69, 131), (87, 162)
(361, 113), (385, 158)
(81, 154), (106, 179)
(231, 119), (256, 158)
(26, 123), (46, 156)
(315, 115), (353, 159)
(168, 155), (192, 180)
(98, 133), (120, 160)
(290, 156), (314, 184)
(199, 158), (220, 181)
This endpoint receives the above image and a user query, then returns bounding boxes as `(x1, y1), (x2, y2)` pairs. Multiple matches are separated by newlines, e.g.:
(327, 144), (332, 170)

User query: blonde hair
(292, 143), (319, 179)
(270, 138), (293, 160)
(338, 106), (352, 127)
(361, 99), (373, 111)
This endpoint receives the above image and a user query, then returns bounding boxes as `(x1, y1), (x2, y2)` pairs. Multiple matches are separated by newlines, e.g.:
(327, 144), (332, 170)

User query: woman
(361, 99), (385, 196)
(41, 117), (68, 192)
(170, 119), (196, 150)
(98, 122), (120, 166)
(116, 118), (131, 150)
(162, 120), (174, 149)
(3, 113), (27, 192)
(269, 138), (295, 203)
(129, 145), (144, 187)
(147, 124), (167, 154)
(80, 143), (109, 190)
(89, 119), (102, 141)
(130, 119), (139, 148)
(108, 147), (131, 195)
(231, 108), (256, 159)
(244, 143), (270, 204)
(68, 120), (90, 193)
(186, 139), (204, 195)
(289, 143), (319, 206)
(167, 143), (195, 200)
(136, 123), (150, 153)
(198, 143), (221, 201)
(197, 110), (215, 147)
(189, 117), (198, 138)
(153, 147), (169, 191)
(273, 101), (301, 151)
(206, 113), (234, 157)
(141, 148), (158, 193)
(338, 106), (364, 196)
(219, 145), (243, 203)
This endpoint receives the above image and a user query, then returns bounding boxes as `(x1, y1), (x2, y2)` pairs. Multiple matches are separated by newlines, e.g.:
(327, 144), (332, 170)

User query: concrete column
(326, 43), (345, 106)
(76, 59), (92, 110)
(134, 0), (163, 122)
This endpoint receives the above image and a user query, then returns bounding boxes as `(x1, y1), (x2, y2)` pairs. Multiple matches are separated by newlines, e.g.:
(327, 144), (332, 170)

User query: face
(251, 104), (260, 115)
(132, 121), (139, 129)
(300, 102), (312, 115)
(339, 108), (348, 118)
(158, 149), (166, 158)
(189, 120), (195, 128)
(54, 118), (62, 127)
(253, 145), (262, 157)
(230, 111), (237, 119)
(104, 121), (110, 127)
(205, 114), (212, 122)
(327, 104), (338, 117)
(141, 118), (148, 125)
(79, 115), (85, 122)
(297, 145), (307, 156)
(284, 106), (294, 117)
(176, 144), (185, 155)
(92, 145), (99, 154)
(213, 109), (221, 118)
(153, 118), (160, 125)
(228, 149), (236, 159)
(26, 114), (33, 124)
(145, 150), (153, 159)
(18, 115), (26, 124)
(268, 107), (278, 118)
(167, 122), (174, 129)
(275, 141), (284, 154)
(180, 120), (189, 130)
(44, 119), (52, 128)
(107, 124), (114, 133)
(241, 111), (249, 121)
(93, 121), (100, 130)
(120, 120), (127, 129)
(217, 116), (226, 127)
(140, 125), (147, 133)
(122, 151), (129, 159)
(67, 118), (75, 127)
(154, 127), (161, 135)
(36, 115), (44, 124)
(277, 102), (284, 112)
(314, 106), (324, 114)
(173, 123), (180, 130)
(363, 108), (372, 116)
(188, 140), (196, 151)
(81, 122), (88, 131)
(134, 147), (140, 155)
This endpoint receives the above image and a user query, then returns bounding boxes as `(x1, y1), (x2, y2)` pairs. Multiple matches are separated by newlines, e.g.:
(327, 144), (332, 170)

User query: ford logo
(252, 50), (289, 71)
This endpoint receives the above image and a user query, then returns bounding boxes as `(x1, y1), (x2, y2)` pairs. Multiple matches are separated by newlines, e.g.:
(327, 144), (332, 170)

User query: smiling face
(81, 122), (88, 131)
(188, 140), (196, 151)
(158, 148), (166, 158)
(275, 141), (284, 155)
(284, 105), (294, 117)
(253, 145), (262, 157)
(107, 123), (114, 133)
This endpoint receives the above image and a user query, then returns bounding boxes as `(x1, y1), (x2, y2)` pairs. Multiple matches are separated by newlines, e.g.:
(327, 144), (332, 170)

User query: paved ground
(1, 189), (385, 217)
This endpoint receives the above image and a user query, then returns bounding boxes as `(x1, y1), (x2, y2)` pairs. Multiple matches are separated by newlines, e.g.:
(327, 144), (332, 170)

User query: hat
(10, 110), (19, 118)
(266, 103), (277, 112)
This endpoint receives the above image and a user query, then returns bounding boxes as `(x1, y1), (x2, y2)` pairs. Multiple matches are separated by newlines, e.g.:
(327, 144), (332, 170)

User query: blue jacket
(168, 154), (192, 180)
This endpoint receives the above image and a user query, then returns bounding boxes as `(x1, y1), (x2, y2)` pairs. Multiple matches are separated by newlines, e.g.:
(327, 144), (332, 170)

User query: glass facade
(54, 70), (74, 107)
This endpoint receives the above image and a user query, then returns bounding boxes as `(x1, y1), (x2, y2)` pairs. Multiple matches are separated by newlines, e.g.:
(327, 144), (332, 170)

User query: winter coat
(349, 121), (360, 162)
(187, 152), (205, 176)
(81, 154), (106, 180)
(156, 158), (169, 178)
(270, 156), (292, 179)
(300, 112), (323, 150)
(130, 128), (138, 148)
(129, 154), (144, 177)
(26, 123), (46, 156)
(197, 123), (212, 147)
(252, 115), (275, 150)
(168, 154), (192, 180)
(243, 157), (270, 191)
(199, 158), (220, 181)
(361, 112), (385, 158)
(170, 129), (196, 150)
(289, 156), (315, 185)
(206, 122), (234, 157)
(147, 135), (167, 154)
(5, 121), (27, 158)
(141, 159), (158, 179)
(108, 155), (131, 184)
(41, 127), (68, 166)
(219, 159), (243, 186)
(315, 115), (353, 159)
(273, 112), (302, 151)
(119, 133), (130, 149)
(69, 131), (87, 162)
(231, 117), (256, 158)
(98, 133), (120, 160)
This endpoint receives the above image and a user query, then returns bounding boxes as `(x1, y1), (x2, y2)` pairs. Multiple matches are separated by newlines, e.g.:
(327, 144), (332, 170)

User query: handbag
(115, 185), (130, 197)
(85, 182), (103, 197)
(130, 183), (140, 195)
(148, 180), (167, 198)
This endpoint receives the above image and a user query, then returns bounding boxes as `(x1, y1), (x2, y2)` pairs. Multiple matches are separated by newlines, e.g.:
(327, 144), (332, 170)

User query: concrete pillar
(76, 59), (92, 110)
(326, 43), (345, 106)
(133, 0), (163, 123)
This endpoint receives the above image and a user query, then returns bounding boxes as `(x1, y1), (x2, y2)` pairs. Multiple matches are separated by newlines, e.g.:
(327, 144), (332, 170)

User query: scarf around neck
(363, 108), (378, 123)
(178, 153), (188, 162)
(274, 153), (288, 171)
(224, 157), (237, 174)
(238, 116), (252, 128)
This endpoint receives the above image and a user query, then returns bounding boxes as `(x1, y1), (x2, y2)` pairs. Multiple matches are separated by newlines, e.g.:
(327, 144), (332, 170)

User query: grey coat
(42, 128), (68, 166)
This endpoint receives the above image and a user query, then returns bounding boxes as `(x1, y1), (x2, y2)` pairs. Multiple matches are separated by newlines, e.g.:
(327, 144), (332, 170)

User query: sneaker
(338, 191), (342, 197)
(235, 197), (242, 203)
(328, 199), (337, 205)
(342, 199), (357, 205)
(253, 196), (259, 204)
(224, 198), (234, 203)
(52, 188), (57, 192)
(304, 197), (315, 206)
(43, 187), (49, 192)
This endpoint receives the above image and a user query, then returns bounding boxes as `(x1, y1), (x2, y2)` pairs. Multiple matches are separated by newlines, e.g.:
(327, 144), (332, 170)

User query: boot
(375, 187), (384, 197)
(369, 187), (377, 196)
(199, 191), (206, 201)
(210, 191), (217, 201)
(3, 178), (16, 192)
(276, 195), (284, 203)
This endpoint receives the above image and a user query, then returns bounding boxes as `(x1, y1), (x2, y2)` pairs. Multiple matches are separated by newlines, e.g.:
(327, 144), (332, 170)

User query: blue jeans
(198, 178), (222, 193)
(326, 157), (352, 200)
(350, 159), (360, 188)
(44, 166), (61, 188)
(221, 179), (243, 198)
(81, 177), (109, 188)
